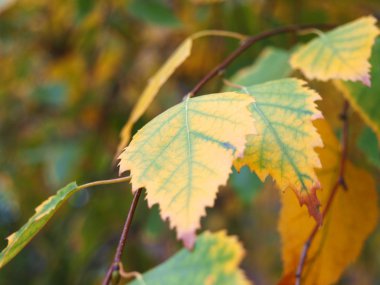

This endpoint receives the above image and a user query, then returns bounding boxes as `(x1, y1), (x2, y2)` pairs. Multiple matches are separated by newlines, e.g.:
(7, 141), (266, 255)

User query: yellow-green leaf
(0, 182), (78, 268)
(279, 120), (378, 285)
(128, 231), (251, 285)
(234, 79), (323, 222)
(117, 31), (246, 155)
(335, 38), (380, 135)
(119, 92), (255, 248)
(290, 16), (379, 85)
(224, 47), (292, 90)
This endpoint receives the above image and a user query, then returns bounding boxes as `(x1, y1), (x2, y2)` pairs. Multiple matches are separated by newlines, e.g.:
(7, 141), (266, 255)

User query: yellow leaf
(290, 16), (379, 85)
(116, 30), (246, 155)
(279, 119), (378, 285)
(119, 92), (255, 248)
(234, 79), (323, 222)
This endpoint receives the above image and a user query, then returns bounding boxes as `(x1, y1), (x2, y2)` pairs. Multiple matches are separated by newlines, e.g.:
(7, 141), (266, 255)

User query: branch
(295, 100), (350, 285)
(103, 188), (143, 285)
(188, 23), (334, 98)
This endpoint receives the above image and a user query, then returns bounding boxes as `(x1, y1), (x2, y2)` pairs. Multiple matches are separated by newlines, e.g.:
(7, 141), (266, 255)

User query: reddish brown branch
(295, 101), (350, 285)
(103, 188), (143, 285)
(188, 23), (334, 97)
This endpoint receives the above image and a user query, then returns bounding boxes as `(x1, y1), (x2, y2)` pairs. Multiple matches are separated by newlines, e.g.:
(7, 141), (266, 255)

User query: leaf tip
(359, 74), (371, 87)
(179, 231), (197, 250)
(296, 182), (323, 225)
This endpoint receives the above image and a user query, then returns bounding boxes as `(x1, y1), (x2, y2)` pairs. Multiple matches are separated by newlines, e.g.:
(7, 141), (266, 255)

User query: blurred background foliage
(0, 0), (380, 284)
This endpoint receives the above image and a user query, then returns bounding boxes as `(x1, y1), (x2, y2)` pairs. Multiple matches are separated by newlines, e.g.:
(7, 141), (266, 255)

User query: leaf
(118, 92), (255, 248)
(233, 79), (323, 223)
(335, 38), (380, 135)
(117, 31), (244, 155)
(357, 127), (380, 169)
(224, 47), (292, 89)
(290, 16), (379, 85)
(0, 182), (78, 268)
(279, 120), (378, 285)
(127, 0), (182, 28)
(128, 231), (251, 285)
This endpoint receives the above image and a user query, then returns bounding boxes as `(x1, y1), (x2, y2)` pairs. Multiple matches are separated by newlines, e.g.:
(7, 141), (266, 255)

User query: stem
(295, 101), (350, 285)
(188, 23), (334, 97)
(103, 188), (143, 285)
(77, 176), (131, 190)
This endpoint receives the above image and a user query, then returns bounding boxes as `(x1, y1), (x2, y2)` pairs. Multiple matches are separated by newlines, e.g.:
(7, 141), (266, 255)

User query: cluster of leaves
(1, 1), (380, 284)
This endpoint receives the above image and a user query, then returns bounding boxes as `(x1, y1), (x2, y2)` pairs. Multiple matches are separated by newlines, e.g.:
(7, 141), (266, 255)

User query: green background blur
(0, 0), (380, 284)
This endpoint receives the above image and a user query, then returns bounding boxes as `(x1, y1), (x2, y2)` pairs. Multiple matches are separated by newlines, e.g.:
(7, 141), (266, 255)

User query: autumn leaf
(128, 231), (251, 285)
(279, 120), (378, 285)
(233, 79), (323, 223)
(290, 16), (379, 85)
(117, 31), (246, 155)
(335, 38), (380, 136)
(224, 47), (292, 89)
(0, 182), (79, 268)
(118, 92), (255, 249)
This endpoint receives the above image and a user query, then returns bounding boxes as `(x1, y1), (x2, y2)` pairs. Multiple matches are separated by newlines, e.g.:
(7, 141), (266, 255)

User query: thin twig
(77, 176), (131, 190)
(188, 23), (334, 98)
(295, 101), (350, 285)
(103, 188), (143, 285)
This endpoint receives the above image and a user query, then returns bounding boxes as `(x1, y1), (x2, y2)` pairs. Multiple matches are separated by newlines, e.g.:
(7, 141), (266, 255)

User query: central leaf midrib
(184, 97), (193, 220)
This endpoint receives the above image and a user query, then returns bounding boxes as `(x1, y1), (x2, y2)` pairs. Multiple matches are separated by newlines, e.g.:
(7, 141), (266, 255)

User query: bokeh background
(0, 0), (380, 284)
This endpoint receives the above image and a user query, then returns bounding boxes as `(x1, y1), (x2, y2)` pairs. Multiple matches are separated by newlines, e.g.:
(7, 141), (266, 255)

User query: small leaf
(234, 79), (323, 223)
(335, 38), (380, 135)
(279, 120), (378, 285)
(291, 16), (379, 85)
(119, 92), (255, 248)
(128, 231), (251, 285)
(0, 182), (78, 268)
(224, 47), (292, 89)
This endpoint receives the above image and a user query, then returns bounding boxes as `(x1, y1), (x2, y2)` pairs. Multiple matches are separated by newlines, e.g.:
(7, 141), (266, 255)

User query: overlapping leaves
(119, 92), (255, 248)
(279, 120), (378, 285)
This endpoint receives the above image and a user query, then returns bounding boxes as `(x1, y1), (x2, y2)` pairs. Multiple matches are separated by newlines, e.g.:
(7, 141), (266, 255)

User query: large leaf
(128, 231), (251, 285)
(234, 79), (323, 222)
(335, 38), (380, 135)
(224, 47), (292, 89)
(291, 16), (379, 85)
(0, 182), (78, 268)
(119, 92), (255, 248)
(279, 120), (378, 285)
(117, 31), (245, 155)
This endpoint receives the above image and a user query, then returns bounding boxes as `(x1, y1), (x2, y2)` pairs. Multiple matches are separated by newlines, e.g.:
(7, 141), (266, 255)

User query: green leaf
(233, 79), (323, 223)
(128, 231), (251, 285)
(335, 38), (380, 136)
(127, 0), (182, 28)
(224, 47), (292, 89)
(0, 182), (78, 268)
(118, 92), (255, 249)
(357, 127), (380, 169)
(229, 167), (263, 204)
